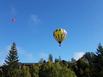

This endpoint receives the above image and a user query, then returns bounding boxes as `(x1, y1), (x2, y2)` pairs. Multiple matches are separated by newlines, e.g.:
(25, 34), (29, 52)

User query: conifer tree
(4, 42), (19, 77)
(5, 42), (19, 66)
(48, 54), (53, 62)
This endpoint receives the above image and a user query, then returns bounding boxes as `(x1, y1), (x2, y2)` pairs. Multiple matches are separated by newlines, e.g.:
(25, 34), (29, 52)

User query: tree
(30, 64), (39, 77)
(21, 65), (31, 77)
(5, 42), (19, 66)
(83, 52), (96, 77)
(39, 61), (77, 77)
(48, 54), (53, 62)
(39, 58), (46, 64)
(0, 69), (3, 77)
(4, 42), (19, 77)
(96, 43), (103, 56)
(55, 56), (61, 63)
(71, 58), (76, 63)
(94, 43), (103, 77)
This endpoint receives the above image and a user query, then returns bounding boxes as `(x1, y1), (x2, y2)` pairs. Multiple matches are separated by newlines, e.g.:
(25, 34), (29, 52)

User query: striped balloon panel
(53, 28), (67, 44)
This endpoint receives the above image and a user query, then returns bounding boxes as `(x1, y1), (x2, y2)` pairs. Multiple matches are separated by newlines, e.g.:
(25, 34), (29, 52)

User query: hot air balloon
(53, 28), (67, 47)
(11, 17), (16, 23)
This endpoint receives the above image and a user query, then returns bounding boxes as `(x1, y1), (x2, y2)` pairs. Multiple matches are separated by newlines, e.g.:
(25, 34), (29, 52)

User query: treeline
(0, 43), (103, 77)
(70, 43), (103, 77)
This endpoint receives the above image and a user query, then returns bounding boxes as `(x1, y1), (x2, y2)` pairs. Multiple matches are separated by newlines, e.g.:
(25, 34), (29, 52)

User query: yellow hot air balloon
(53, 28), (67, 47)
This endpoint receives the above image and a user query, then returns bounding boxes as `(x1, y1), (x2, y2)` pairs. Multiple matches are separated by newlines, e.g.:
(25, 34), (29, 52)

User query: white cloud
(29, 14), (40, 25)
(73, 52), (85, 60)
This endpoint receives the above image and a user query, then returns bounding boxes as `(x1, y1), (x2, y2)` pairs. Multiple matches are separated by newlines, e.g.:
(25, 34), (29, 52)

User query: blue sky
(0, 0), (103, 64)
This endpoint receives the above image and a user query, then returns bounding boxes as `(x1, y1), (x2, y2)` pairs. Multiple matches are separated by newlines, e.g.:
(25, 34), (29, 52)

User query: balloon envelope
(53, 28), (67, 46)
(11, 17), (16, 23)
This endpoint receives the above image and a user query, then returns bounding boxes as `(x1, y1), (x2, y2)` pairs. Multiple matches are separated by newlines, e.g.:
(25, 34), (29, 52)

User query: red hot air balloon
(11, 17), (16, 23)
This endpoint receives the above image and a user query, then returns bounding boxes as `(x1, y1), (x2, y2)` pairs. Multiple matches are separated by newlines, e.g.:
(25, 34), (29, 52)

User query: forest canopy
(0, 42), (103, 77)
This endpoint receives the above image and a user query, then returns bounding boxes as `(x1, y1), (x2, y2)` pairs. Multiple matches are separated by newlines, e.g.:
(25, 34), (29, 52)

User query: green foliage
(1, 43), (103, 77)
(21, 65), (31, 77)
(48, 54), (53, 62)
(55, 56), (61, 63)
(95, 43), (103, 77)
(5, 42), (19, 66)
(71, 44), (103, 77)
(39, 61), (76, 77)
(96, 43), (103, 56)
(30, 64), (39, 77)
(4, 42), (19, 77)
(39, 58), (46, 64)
(9, 68), (21, 77)
(0, 69), (3, 77)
